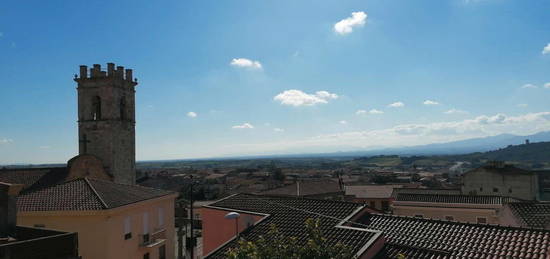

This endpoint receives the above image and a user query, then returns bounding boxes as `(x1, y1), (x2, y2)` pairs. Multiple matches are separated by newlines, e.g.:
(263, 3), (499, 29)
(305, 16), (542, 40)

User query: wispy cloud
(543, 43), (550, 55)
(334, 12), (367, 35)
(339, 120), (348, 125)
(356, 109), (367, 115)
(230, 58), (262, 70)
(444, 108), (468, 114)
(274, 128), (284, 132)
(544, 83), (550, 89)
(517, 104), (528, 108)
(187, 111), (197, 118)
(388, 102), (405, 108)
(521, 83), (537, 89)
(423, 100), (440, 105)
(0, 138), (13, 144)
(369, 109), (384, 114)
(274, 90), (338, 106)
(223, 112), (550, 155)
(232, 123), (254, 129)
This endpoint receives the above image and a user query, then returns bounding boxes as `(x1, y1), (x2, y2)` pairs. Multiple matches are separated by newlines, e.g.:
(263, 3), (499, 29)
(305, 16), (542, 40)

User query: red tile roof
(260, 180), (342, 197)
(364, 214), (550, 258)
(17, 178), (175, 211)
(395, 193), (520, 204)
(345, 185), (402, 199)
(508, 202), (550, 229)
(204, 194), (381, 258)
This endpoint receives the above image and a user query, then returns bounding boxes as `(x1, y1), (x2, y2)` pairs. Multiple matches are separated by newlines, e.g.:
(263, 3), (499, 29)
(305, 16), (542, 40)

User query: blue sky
(1, 0), (550, 163)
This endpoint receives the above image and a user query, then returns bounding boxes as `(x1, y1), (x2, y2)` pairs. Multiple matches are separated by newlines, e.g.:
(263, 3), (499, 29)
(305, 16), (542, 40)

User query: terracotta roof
(260, 180), (342, 197)
(17, 178), (175, 211)
(394, 193), (520, 204)
(363, 214), (550, 258)
(204, 194), (381, 258)
(374, 243), (451, 259)
(345, 185), (402, 199)
(391, 188), (461, 198)
(508, 202), (550, 229)
(0, 167), (68, 193)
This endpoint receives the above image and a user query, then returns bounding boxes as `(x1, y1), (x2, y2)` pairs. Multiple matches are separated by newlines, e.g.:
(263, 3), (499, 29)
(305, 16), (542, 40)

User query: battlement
(76, 63), (136, 83)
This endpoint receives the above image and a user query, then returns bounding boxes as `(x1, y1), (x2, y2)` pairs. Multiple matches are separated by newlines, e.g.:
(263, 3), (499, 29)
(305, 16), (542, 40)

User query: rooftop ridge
(238, 192), (363, 206)
(84, 177), (109, 209)
(371, 213), (550, 233)
(88, 177), (177, 195)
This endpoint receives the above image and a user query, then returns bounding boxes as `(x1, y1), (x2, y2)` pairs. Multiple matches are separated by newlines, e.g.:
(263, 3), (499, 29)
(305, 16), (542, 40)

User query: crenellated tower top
(74, 63), (138, 87)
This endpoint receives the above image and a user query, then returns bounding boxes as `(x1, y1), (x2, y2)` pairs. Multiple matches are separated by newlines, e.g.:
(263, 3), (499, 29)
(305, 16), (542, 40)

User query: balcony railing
(139, 228), (166, 247)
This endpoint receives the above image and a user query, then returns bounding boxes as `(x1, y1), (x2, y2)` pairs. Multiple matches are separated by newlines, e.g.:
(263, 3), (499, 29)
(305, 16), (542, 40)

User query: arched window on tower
(120, 96), (126, 120)
(92, 96), (102, 120)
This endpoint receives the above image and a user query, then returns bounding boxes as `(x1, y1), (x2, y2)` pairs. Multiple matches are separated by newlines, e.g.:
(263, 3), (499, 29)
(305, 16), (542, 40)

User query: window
(414, 214), (423, 218)
(159, 245), (166, 259)
(381, 201), (389, 211)
(158, 208), (164, 227)
(33, 224), (45, 228)
(493, 187), (499, 193)
(445, 216), (454, 221)
(509, 188), (513, 193)
(124, 217), (132, 240)
(143, 253), (150, 259)
(477, 217), (487, 224)
(369, 201), (376, 208)
(479, 187), (483, 192)
(91, 96), (101, 120)
(143, 212), (149, 234)
(120, 97), (126, 120)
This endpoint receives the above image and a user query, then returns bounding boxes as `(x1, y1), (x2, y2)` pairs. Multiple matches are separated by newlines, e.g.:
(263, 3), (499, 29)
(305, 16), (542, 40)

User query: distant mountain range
(268, 131), (550, 158)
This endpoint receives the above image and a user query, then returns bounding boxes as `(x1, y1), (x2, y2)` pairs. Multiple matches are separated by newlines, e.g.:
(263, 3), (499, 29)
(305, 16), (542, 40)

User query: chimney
(296, 181), (300, 197)
(0, 182), (23, 238)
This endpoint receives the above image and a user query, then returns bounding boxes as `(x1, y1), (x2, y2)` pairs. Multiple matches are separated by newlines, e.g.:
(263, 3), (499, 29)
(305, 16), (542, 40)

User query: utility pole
(189, 175), (194, 259)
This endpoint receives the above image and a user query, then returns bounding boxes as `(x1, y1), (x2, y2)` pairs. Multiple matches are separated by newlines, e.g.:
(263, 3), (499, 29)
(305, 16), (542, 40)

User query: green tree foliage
(227, 218), (355, 259)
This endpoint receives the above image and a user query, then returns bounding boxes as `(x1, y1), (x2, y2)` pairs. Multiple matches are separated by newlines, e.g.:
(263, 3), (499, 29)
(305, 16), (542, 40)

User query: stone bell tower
(74, 63), (137, 185)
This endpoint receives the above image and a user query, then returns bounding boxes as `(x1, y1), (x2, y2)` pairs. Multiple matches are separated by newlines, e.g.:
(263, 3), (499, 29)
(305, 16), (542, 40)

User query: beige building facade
(462, 162), (538, 201)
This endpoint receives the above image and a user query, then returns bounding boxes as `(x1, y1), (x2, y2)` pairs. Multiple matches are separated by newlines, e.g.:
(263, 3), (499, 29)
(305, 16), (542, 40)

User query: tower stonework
(74, 63), (137, 185)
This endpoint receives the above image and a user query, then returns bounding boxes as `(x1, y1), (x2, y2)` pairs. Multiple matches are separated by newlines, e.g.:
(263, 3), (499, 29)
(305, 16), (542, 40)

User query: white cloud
(232, 123), (254, 129)
(356, 109), (367, 115)
(219, 112), (550, 156)
(543, 43), (550, 55)
(388, 102), (404, 108)
(423, 100), (439, 105)
(273, 90), (338, 106)
(187, 111), (197, 118)
(0, 138), (13, 144)
(517, 104), (528, 108)
(274, 128), (284, 132)
(230, 58), (262, 70)
(444, 109), (468, 114)
(339, 120), (348, 125)
(521, 84), (537, 89)
(334, 11), (367, 35)
(369, 109), (384, 114)
(544, 83), (550, 89)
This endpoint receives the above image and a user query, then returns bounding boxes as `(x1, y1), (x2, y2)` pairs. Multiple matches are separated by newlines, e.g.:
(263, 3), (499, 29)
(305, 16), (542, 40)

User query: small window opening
(92, 96), (102, 120)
